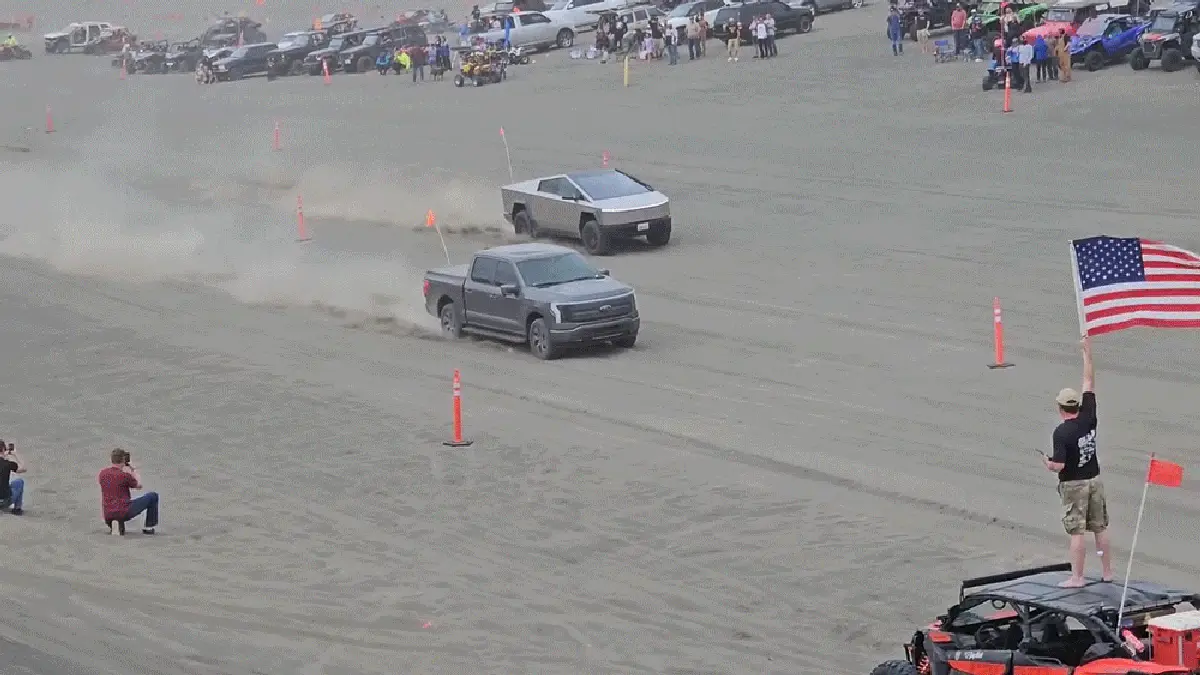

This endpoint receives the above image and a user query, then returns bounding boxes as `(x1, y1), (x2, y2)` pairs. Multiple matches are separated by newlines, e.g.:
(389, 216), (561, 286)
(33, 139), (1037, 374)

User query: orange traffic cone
(322, 58), (331, 84)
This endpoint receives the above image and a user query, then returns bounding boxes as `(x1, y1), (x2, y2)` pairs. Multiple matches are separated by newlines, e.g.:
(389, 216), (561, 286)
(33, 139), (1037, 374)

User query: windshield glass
(1075, 17), (1108, 34)
(1149, 13), (1178, 30)
(329, 37), (346, 49)
(978, 2), (1002, 12)
(668, 3), (697, 16)
(230, 46), (250, 58)
(363, 34), (380, 45)
(516, 253), (602, 287)
(570, 171), (652, 200)
(277, 33), (307, 48)
(1044, 7), (1076, 22)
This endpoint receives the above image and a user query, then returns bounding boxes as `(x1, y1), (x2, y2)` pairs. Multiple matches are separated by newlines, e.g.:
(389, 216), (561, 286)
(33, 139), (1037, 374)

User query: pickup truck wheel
(557, 29), (575, 48)
(439, 303), (464, 338)
(580, 219), (611, 256)
(528, 318), (560, 360)
(357, 56), (372, 73)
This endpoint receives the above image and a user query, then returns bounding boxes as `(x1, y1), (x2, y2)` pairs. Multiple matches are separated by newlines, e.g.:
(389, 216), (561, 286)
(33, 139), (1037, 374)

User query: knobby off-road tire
(1084, 49), (1104, 72)
(1130, 50), (1149, 69)
(869, 660), (918, 675)
(1162, 47), (1183, 71)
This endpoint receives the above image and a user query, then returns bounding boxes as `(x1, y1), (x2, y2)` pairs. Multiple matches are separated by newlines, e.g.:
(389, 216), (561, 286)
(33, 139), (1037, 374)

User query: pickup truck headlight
(550, 303), (563, 323)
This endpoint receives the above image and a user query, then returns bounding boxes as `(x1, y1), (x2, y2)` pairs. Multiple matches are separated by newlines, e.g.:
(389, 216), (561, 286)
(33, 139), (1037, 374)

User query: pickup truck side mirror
(500, 284), (520, 296)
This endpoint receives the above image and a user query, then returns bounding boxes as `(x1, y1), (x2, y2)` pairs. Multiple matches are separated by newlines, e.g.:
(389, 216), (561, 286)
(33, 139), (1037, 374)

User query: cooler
(1148, 610), (1200, 668)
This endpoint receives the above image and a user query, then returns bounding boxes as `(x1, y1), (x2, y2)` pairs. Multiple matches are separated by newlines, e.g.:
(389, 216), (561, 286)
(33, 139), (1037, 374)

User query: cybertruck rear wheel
(869, 660), (918, 675)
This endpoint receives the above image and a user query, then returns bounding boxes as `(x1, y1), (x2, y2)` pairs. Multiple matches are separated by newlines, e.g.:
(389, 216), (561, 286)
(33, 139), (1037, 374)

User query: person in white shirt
(765, 15), (776, 57)
(754, 15), (768, 58)
(1017, 39), (1034, 92)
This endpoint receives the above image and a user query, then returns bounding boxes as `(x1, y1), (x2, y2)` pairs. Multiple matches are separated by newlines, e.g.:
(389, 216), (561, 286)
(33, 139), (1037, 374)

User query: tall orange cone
(322, 58), (331, 84)
(425, 210), (436, 228)
(988, 297), (1014, 369)
(296, 194), (311, 242)
(272, 120), (281, 151)
(1003, 72), (1012, 113)
(44, 105), (54, 134)
(443, 369), (473, 447)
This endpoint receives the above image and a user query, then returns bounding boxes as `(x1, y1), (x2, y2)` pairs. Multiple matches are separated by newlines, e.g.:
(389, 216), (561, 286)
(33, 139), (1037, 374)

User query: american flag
(1072, 236), (1200, 336)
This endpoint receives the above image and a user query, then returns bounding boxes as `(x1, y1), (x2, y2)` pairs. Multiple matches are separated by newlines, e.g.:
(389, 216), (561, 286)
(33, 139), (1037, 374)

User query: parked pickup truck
(423, 243), (640, 360)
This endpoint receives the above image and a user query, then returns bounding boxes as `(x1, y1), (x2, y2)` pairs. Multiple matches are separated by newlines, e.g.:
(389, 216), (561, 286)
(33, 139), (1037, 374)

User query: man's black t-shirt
(0, 458), (16, 500)
(1052, 391), (1099, 482)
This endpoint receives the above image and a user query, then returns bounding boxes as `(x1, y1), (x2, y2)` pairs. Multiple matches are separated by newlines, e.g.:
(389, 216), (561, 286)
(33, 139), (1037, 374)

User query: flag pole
(1069, 241), (1087, 336)
(1116, 453), (1153, 632)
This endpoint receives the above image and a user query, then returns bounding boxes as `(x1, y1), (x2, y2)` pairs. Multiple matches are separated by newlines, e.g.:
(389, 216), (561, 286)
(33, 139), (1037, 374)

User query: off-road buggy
(1130, 1), (1199, 69)
(453, 48), (507, 86)
(869, 563), (1200, 675)
(163, 38), (203, 72)
(0, 43), (33, 60)
(113, 40), (170, 73)
(1068, 13), (1147, 69)
(199, 16), (266, 48)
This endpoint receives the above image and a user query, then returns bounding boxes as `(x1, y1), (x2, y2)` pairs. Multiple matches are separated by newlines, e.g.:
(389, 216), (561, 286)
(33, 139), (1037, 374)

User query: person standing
(1047, 33), (1060, 79)
(727, 19), (741, 61)
(1043, 336), (1111, 588)
(1018, 37), (1034, 92)
(649, 16), (664, 58)
(665, 21), (679, 64)
(765, 13), (777, 57)
(916, 11), (931, 55)
(754, 15), (768, 58)
(0, 441), (26, 515)
(1056, 29), (1071, 81)
(1033, 34), (1048, 81)
(412, 43), (427, 83)
(887, 8), (904, 56)
(950, 3), (968, 55)
(99, 449), (160, 535)
(687, 15), (700, 59)
(698, 16), (708, 56)
(969, 12), (985, 61)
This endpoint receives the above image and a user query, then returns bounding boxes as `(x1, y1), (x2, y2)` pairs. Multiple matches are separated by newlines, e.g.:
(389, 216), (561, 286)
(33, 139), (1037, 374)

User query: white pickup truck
(478, 11), (578, 49)
(44, 21), (124, 54)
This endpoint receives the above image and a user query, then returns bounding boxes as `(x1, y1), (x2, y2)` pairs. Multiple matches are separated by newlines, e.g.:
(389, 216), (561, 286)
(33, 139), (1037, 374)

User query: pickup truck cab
(423, 243), (640, 360)
(478, 12), (578, 49)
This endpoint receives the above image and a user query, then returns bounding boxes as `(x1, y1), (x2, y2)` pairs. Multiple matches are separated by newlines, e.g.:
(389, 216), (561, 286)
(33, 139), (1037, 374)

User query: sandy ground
(2, 1), (1200, 673)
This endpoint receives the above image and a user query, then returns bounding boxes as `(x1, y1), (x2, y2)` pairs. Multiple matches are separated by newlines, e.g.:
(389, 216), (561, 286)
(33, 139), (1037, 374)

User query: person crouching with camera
(0, 441), (27, 515)
(98, 449), (159, 535)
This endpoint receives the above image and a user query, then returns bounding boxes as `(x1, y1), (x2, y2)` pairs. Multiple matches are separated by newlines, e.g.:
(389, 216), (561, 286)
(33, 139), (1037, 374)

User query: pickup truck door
(463, 257), (504, 330)
(519, 13), (556, 44)
(490, 260), (525, 335)
(534, 177), (578, 235)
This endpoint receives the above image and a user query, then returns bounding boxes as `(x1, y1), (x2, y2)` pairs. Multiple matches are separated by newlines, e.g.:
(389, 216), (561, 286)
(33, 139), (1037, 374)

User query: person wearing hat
(1043, 335), (1110, 588)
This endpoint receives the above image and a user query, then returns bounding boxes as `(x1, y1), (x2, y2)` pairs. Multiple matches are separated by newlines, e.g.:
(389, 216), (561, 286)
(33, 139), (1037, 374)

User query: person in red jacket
(950, 4), (968, 56)
(98, 449), (160, 535)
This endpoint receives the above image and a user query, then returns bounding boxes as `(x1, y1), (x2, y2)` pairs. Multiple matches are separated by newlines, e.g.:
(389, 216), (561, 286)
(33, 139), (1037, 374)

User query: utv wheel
(1130, 50), (1149, 70)
(869, 660), (919, 675)
(513, 209), (533, 235)
(982, 73), (995, 90)
(646, 222), (671, 247)
(439, 302), (463, 338)
(1162, 47), (1183, 71)
(356, 56), (371, 73)
(454, 73), (465, 86)
(580, 219), (611, 256)
(528, 318), (560, 360)
(798, 15), (813, 33)
(556, 28), (575, 48)
(1084, 49), (1104, 71)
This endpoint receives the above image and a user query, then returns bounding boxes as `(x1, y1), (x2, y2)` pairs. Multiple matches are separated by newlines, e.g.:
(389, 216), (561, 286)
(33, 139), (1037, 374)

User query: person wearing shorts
(1043, 335), (1111, 588)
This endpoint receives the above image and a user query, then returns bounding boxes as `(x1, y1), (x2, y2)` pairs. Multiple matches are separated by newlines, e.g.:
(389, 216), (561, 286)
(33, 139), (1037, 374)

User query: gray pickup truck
(423, 243), (640, 360)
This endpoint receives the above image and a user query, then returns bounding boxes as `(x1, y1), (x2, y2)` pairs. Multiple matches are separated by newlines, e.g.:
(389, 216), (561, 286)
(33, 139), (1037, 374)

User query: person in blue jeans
(887, 8), (904, 56)
(0, 442), (27, 515)
(98, 449), (160, 535)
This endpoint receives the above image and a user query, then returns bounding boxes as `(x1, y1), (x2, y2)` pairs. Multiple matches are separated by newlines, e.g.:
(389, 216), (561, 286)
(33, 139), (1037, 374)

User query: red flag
(499, 127), (505, 136)
(1147, 458), (1183, 487)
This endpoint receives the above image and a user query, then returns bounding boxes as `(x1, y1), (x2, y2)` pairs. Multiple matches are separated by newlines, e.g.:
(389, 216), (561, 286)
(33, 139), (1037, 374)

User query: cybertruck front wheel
(869, 660), (918, 675)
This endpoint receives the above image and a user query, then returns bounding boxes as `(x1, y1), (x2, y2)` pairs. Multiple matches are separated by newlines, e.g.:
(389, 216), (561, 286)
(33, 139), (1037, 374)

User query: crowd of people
(591, 11), (781, 64)
(1, 442), (162, 536)
(374, 36), (454, 81)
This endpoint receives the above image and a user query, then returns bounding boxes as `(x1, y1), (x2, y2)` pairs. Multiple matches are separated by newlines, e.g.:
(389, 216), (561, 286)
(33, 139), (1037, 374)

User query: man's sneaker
(142, 528), (155, 535)
(110, 522), (125, 536)
(10, 508), (22, 516)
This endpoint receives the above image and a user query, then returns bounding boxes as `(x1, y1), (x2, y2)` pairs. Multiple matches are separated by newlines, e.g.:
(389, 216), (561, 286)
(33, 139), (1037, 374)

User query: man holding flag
(1043, 335), (1112, 588)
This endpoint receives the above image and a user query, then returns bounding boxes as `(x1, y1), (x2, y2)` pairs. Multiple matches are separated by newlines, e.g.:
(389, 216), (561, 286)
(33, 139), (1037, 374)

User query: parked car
(710, 1), (815, 41)
(199, 16), (266, 48)
(163, 38), (203, 71)
(424, 244), (640, 360)
(302, 29), (374, 75)
(501, 169), (673, 255)
(798, 0), (858, 13)
(545, 0), (638, 29)
(476, 11), (577, 49)
(266, 31), (329, 77)
(595, 4), (667, 32)
(1130, 0), (1199, 69)
(1022, 0), (1134, 42)
(897, 0), (959, 40)
(1192, 29), (1200, 66)
(44, 21), (128, 54)
(666, 0), (726, 30)
(1068, 13), (1147, 69)
(340, 24), (428, 72)
(211, 42), (276, 80)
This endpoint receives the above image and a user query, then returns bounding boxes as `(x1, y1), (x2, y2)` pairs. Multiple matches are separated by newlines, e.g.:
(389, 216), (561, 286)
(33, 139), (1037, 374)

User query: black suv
(303, 29), (374, 75)
(339, 23), (428, 73)
(266, 30), (328, 76)
(710, 2), (815, 42)
(211, 42), (276, 80)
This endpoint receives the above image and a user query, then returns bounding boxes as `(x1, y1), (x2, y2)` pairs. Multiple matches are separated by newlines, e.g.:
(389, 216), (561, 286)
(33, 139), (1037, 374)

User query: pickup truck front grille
(560, 295), (635, 323)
